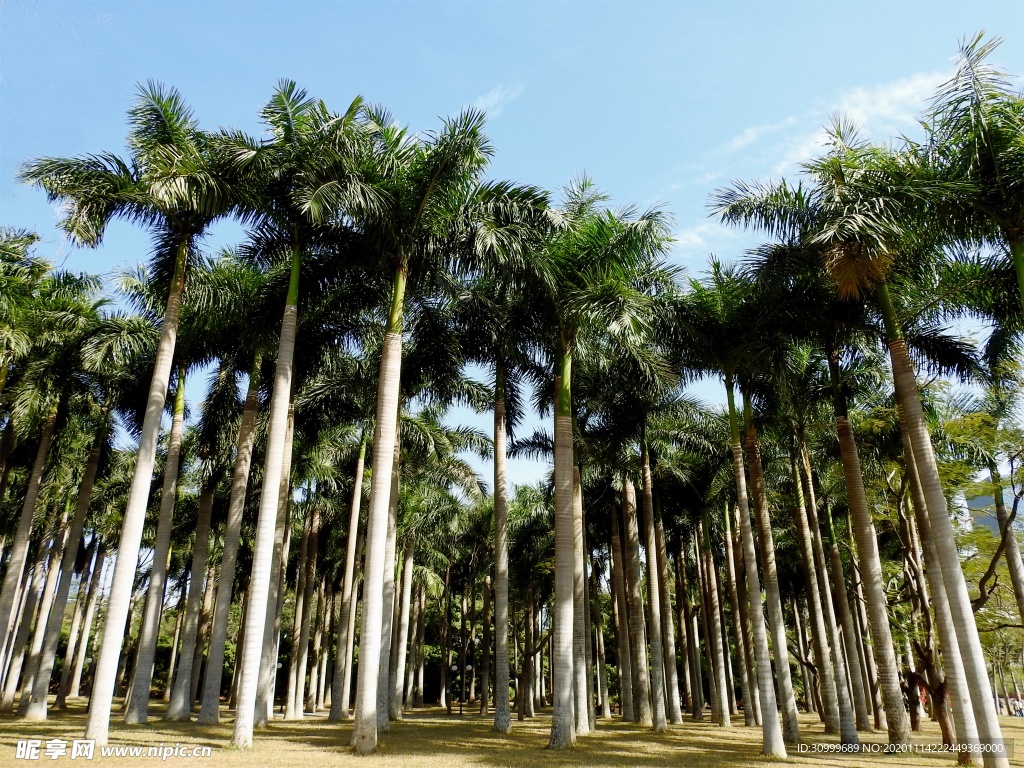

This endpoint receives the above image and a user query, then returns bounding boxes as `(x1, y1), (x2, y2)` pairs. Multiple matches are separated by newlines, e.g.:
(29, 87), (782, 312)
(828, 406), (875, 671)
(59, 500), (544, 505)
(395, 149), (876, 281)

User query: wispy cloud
(730, 71), (947, 175)
(671, 221), (739, 265)
(472, 84), (524, 119)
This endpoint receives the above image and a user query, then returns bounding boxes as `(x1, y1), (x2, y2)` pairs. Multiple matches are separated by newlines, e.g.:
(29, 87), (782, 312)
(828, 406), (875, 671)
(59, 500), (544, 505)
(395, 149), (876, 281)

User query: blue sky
(2, 0), (1022, 488)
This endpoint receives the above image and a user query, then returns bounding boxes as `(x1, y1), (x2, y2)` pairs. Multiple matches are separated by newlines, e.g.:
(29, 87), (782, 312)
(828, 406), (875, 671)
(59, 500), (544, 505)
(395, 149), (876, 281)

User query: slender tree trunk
(547, 358), (577, 749)
(286, 508), (311, 720)
(231, 249), (301, 748)
(307, 580), (326, 713)
(571, 465), (591, 734)
(164, 588), (186, 703)
(351, 265), (406, 755)
(2, 540), (48, 711)
(165, 483), (213, 720)
(492, 390), (512, 732)
(255, 406), (295, 727)
(199, 361), (260, 723)
(479, 575), (491, 714)
(126, 365), (187, 723)
(878, 283), (1006, 765)
(0, 407), (58, 667)
(722, 503), (754, 726)
(699, 520), (731, 727)
(791, 470), (840, 733)
(86, 242), (189, 744)
(990, 465), (1024, 623)
(742, 395), (800, 746)
(621, 475), (652, 726)
(609, 512), (633, 721)
(638, 447), (668, 733)
(592, 564), (611, 719)
(725, 377), (785, 757)
(25, 421), (106, 720)
(414, 583), (425, 707)
(375, 434), (401, 730)
(17, 512), (71, 715)
(56, 548), (94, 707)
(390, 539), (414, 720)
(331, 437), (366, 721)
(295, 502), (320, 719)
(68, 550), (105, 701)
(905, 426), (980, 766)
(190, 565), (216, 706)
(679, 538), (703, 720)
(405, 583), (420, 709)
(654, 501), (682, 724)
(731, 509), (761, 725)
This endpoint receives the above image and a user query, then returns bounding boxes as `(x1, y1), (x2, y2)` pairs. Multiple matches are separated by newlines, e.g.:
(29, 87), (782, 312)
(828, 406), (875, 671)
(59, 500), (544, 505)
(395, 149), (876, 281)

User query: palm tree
(673, 263), (787, 757)
(921, 34), (1024, 315)
(20, 82), (239, 745)
(798, 124), (1007, 765)
(225, 81), (375, 749)
(346, 108), (539, 754)
(532, 178), (672, 746)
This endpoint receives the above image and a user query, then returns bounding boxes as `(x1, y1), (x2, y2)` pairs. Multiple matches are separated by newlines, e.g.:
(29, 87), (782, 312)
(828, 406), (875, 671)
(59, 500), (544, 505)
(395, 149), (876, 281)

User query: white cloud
(725, 70), (948, 176)
(472, 83), (524, 119)
(723, 115), (799, 153)
(671, 221), (740, 265)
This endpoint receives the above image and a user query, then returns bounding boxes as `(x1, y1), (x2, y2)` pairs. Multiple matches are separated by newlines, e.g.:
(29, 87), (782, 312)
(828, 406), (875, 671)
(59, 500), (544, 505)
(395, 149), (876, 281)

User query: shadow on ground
(1, 698), (1021, 768)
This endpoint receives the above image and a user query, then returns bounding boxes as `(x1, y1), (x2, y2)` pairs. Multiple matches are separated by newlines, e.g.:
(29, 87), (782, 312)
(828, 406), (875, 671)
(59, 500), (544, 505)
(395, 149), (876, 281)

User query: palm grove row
(0, 33), (1021, 765)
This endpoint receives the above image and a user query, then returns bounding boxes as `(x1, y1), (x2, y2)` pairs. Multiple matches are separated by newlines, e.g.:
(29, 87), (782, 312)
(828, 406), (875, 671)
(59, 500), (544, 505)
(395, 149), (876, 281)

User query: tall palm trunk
(255, 406), (295, 726)
(722, 504), (754, 726)
(479, 575), (491, 714)
(742, 395), (801, 745)
(330, 436), (366, 722)
(0, 406), (58, 665)
(351, 264), (406, 755)
(640, 446), (668, 732)
(390, 539), (414, 720)
(621, 475), (652, 726)
(17, 509), (71, 715)
(699, 520), (731, 727)
(789, 453), (843, 735)
(725, 377), (785, 757)
(86, 241), (188, 744)
(802, 477), (861, 741)
(67, 548), (105, 701)
(492, 388), (512, 732)
(2, 546), (47, 709)
(678, 538), (702, 720)
(231, 247), (301, 749)
(731, 507), (761, 725)
(295, 502), (321, 719)
(286, 511), (311, 720)
(548, 359), (576, 749)
(877, 282), (1006, 766)
(199, 357), (260, 723)
(376, 435), (401, 729)
(827, 342), (913, 746)
(609, 513), (633, 721)
(903, 411), (980, 766)
(25, 421), (106, 720)
(591, 565), (611, 719)
(654, 510), (683, 724)
(165, 484), (214, 720)
(164, 588), (186, 703)
(55, 550), (94, 708)
(823, 506), (872, 732)
(989, 465), (1024, 623)
(126, 364), (187, 723)
(571, 465), (591, 735)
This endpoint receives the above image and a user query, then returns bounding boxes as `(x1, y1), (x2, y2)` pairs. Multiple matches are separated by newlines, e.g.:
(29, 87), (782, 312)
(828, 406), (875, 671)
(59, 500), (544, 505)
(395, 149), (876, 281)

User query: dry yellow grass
(0, 700), (1021, 768)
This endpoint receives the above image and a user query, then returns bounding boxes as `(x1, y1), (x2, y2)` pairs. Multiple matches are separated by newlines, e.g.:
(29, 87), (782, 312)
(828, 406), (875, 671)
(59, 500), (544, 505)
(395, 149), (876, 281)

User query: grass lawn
(0, 700), (1020, 767)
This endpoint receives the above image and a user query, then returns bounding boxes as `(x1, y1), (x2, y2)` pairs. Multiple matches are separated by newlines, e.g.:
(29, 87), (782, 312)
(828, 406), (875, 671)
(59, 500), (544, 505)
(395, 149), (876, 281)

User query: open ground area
(1, 703), (1022, 768)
